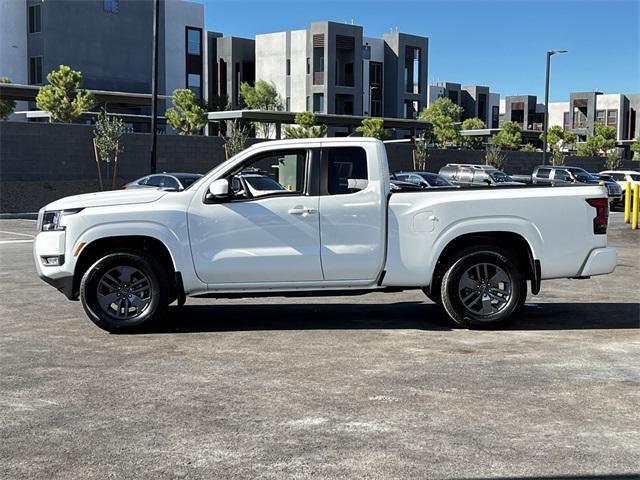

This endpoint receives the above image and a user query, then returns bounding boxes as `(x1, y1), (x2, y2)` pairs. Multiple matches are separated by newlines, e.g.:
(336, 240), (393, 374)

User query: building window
(313, 93), (324, 113)
(103, 0), (119, 14)
(306, 96), (310, 111)
(563, 112), (570, 131)
(492, 105), (499, 128)
(370, 62), (382, 85)
(404, 100), (419, 119)
(28, 5), (41, 33)
(595, 110), (606, 126)
(188, 74), (201, 99)
(370, 100), (382, 117)
(286, 59), (291, 76)
(29, 56), (42, 84)
(404, 46), (421, 94)
(607, 109), (618, 126)
(186, 28), (201, 56)
(306, 58), (310, 75)
(286, 97), (291, 111)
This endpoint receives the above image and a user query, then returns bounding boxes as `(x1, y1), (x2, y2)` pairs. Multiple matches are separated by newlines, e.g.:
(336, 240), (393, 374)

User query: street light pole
(150, 0), (160, 174)
(542, 49), (567, 165)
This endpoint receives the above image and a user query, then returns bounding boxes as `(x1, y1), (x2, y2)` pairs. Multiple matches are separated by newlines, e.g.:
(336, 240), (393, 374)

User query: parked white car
(599, 170), (640, 201)
(34, 138), (617, 332)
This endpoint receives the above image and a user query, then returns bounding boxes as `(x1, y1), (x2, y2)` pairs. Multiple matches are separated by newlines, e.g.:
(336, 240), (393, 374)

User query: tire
(440, 246), (526, 329)
(80, 251), (169, 333)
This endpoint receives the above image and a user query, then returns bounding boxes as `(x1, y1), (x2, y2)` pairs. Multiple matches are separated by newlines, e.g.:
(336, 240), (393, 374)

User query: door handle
(288, 206), (317, 215)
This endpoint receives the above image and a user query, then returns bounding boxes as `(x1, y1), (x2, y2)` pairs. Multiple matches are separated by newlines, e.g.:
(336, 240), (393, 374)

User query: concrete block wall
(1, 121), (637, 212)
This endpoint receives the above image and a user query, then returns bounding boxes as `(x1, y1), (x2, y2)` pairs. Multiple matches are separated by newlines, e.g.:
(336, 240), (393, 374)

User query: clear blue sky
(201, 0), (639, 101)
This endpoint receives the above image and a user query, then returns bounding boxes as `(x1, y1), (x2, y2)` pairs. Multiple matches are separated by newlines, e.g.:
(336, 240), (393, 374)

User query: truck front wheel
(80, 251), (169, 333)
(440, 246), (526, 329)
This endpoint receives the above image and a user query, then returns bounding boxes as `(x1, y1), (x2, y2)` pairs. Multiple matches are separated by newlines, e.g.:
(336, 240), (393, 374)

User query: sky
(201, 0), (640, 101)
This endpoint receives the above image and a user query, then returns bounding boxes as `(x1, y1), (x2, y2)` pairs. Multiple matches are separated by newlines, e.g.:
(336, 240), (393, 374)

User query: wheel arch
(72, 235), (177, 301)
(428, 230), (540, 296)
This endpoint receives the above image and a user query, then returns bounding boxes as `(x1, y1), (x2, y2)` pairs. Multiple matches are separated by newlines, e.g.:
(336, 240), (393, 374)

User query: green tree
(485, 143), (505, 169)
(356, 117), (389, 140)
(605, 149), (623, 170)
(540, 125), (564, 151)
(492, 121), (522, 150)
(224, 121), (248, 159)
(563, 131), (577, 149)
(550, 148), (565, 166)
(418, 98), (463, 148)
(631, 137), (640, 160)
(0, 77), (16, 120)
(283, 111), (327, 138)
(520, 143), (536, 152)
(93, 109), (125, 190)
(35, 65), (96, 123)
(239, 80), (283, 137)
(165, 88), (208, 135)
(413, 132), (429, 170)
(576, 125), (617, 157)
(460, 117), (486, 149)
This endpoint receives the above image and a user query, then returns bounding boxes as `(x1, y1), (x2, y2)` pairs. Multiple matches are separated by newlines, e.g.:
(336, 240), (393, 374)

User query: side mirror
(209, 179), (229, 198)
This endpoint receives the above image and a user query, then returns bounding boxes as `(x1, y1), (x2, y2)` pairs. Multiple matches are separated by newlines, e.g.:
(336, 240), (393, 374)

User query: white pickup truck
(34, 138), (617, 332)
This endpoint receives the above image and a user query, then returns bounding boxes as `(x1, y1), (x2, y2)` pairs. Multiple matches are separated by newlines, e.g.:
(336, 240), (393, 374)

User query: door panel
(318, 145), (385, 281)
(189, 196), (322, 284)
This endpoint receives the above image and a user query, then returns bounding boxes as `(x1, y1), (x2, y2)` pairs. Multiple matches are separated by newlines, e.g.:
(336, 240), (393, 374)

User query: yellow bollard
(624, 182), (631, 223)
(633, 184), (639, 230)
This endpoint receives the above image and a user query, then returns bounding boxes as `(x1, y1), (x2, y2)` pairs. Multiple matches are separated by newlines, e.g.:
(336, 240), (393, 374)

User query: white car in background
(600, 170), (640, 204)
(599, 170), (640, 190)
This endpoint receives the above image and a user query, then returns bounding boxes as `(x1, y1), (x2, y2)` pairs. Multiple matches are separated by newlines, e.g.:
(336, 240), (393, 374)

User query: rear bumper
(578, 246), (617, 277)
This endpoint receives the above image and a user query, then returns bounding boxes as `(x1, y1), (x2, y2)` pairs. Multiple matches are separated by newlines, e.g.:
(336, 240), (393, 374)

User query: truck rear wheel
(80, 251), (169, 333)
(440, 246), (526, 329)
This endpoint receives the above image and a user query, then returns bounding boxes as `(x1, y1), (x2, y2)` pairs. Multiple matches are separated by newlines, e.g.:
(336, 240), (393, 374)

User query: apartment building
(427, 82), (500, 128)
(547, 92), (640, 143)
(255, 21), (428, 129)
(0, 0), (207, 123)
(208, 34), (255, 110)
(499, 95), (545, 131)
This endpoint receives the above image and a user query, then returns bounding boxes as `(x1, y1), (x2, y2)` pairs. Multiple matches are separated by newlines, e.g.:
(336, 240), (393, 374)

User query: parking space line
(0, 231), (35, 238)
(0, 240), (34, 244)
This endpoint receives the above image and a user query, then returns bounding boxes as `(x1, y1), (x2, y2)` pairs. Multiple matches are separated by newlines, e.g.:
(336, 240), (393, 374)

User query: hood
(44, 188), (168, 211)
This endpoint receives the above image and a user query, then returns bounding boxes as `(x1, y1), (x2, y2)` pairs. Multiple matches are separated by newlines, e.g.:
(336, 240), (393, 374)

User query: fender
(73, 220), (206, 294)
(424, 215), (543, 286)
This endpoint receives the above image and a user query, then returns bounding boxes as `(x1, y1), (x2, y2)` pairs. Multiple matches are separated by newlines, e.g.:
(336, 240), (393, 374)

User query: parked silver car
(124, 172), (203, 191)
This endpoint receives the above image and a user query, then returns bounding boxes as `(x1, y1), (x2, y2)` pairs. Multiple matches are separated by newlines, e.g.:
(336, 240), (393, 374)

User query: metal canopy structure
(207, 110), (430, 139)
(0, 83), (169, 106)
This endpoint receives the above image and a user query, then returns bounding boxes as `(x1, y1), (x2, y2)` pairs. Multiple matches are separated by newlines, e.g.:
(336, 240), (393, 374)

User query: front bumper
(578, 246), (617, 277)
(33, 230), (76, 299)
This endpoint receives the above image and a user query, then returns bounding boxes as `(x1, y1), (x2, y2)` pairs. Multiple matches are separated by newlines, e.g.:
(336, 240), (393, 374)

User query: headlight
(40, 208), (83, 231)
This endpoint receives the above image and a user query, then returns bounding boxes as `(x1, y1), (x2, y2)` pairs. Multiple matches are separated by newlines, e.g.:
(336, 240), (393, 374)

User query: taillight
(586, 198), (609, 234)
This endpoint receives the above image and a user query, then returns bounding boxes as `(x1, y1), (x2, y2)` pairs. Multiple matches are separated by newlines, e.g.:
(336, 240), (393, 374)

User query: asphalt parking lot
(0, 214), (638, 480)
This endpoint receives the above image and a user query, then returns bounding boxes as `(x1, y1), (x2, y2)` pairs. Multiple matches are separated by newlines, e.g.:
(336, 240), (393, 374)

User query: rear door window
(537, 168), (551, 179)
(326, 147), (368, 195)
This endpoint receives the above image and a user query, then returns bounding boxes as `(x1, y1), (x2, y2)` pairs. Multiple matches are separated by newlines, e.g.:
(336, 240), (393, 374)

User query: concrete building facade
(1, 0), (207, 124)
(427, 82), (500, 128)
(255, 21), (428, 127)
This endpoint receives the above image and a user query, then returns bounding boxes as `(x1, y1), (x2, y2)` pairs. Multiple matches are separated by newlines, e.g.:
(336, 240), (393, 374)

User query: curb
(0, 213), (39, 220)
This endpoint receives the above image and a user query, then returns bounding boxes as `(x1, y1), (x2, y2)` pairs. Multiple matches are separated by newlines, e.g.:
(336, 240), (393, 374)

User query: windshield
(176, 175), (202, 189)
(568, 168), (593, 183)
(490, 171), (514, 183)
(245, 176), (286, 191)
